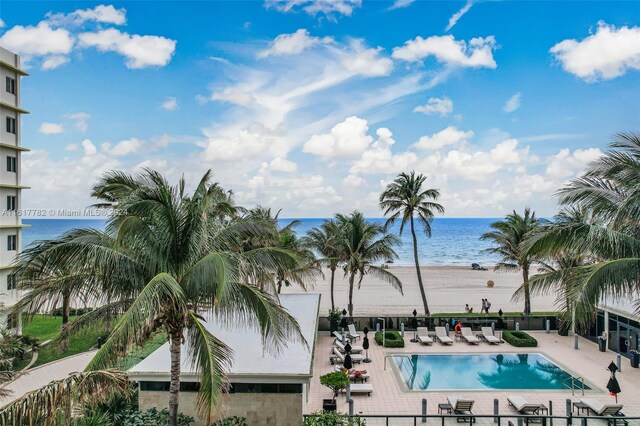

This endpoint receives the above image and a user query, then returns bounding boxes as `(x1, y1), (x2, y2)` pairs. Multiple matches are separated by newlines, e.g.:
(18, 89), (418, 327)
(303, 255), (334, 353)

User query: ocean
(21, 218), (500, 267)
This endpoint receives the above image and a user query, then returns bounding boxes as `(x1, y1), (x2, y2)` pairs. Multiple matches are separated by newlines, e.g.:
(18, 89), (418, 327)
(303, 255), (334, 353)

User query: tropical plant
(0, 369), (130, 425)
(374, 330), (405, 348)
(211, 416), (248, 426)
(11, 169), (305, 426)
(319, 371), (350, 402)
(502, 330), (537, 347)
(336, 211), (402, 317)
(380, 171), (444, 315)
(304, 220), (343, 310)
(481, 208), (541, 315)
(524, 133), (640, 325)
(303, 411), (366, 426)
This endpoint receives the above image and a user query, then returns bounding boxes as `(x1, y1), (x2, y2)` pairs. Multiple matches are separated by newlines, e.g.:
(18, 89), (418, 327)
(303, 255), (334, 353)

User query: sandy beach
(280, 265), (558, 315)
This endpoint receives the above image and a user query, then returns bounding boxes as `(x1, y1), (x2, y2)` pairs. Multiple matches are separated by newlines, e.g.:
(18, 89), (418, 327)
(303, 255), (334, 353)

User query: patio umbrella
(344, 353), (353, 370)
(363, 327), (371, 363)
(607, 361), (621, 403)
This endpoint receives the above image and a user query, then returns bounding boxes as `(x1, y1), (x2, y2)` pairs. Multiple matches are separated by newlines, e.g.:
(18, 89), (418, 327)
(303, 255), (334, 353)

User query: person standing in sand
(485, 299), (491, 314)
(480, 299), (486, 314)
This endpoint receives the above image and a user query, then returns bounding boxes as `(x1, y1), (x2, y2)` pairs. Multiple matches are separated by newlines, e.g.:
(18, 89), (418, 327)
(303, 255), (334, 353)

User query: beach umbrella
(362, 327), (371, 363)
(607, 361), (621, 402)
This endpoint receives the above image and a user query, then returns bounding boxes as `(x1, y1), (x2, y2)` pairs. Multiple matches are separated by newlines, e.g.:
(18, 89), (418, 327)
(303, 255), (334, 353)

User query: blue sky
(1, 0), (639, 217)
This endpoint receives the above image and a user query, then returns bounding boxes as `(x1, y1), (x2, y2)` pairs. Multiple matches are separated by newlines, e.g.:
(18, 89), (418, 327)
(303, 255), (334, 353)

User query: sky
(1, 0), (639, 218)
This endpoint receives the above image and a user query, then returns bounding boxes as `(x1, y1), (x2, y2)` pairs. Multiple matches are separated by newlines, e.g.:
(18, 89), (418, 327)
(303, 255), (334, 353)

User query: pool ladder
(563, 375), (586, 396)
(384, 354), (411, 370)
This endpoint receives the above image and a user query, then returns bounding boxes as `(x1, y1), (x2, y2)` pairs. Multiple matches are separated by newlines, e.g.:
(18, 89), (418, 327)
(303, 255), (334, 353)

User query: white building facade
(0, 47), (29, 330)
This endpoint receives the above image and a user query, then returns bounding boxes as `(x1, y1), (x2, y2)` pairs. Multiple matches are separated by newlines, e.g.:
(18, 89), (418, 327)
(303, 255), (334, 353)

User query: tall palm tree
(12, 169), (305, 426)
(335, 211), (403, 317)
(524, 133), (640, 325)
(481, 208), (541, 315)
(379, 171), (444, 315)
(303, 220), (343, 310)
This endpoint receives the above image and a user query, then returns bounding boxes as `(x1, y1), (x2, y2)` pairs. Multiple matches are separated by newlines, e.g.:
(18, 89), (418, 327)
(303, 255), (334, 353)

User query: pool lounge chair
(333, 331), (350, 342)
(416, 327), (433, 345)
(508, 395), (543, 414)
(480, 327), (501, 345)
(580, 398), (624, 417)
(448, 396), (475, 423)
(435, 327), (453, 345)
(333, 365), (370, 382)
(347, 324), (361, 341)
(334, 339), (364, 353)
(332, 347), (364, 364)
(339, 383), (373, 396)
(461, 327), (480, 345)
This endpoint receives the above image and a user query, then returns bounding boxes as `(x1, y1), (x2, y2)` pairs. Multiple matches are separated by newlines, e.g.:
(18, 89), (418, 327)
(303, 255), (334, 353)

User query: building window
(5, 77), (16, 95)
(6, 117), (16, 134)
(7, 274), (16, 290)
(7, 156), (16, 173)
(7, 235), (17, 251)
(6, 196), (16, 211)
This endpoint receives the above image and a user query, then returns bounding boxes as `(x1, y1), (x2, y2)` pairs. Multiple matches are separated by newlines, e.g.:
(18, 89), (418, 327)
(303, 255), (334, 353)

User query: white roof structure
(600, 295), (639, 319)
(129, 293), (320, 383)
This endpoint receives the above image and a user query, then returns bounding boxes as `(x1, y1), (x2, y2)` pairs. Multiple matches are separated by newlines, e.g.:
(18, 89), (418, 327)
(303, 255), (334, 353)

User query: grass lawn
(430, 311), (557, 318)
(119, 332), (168, 371)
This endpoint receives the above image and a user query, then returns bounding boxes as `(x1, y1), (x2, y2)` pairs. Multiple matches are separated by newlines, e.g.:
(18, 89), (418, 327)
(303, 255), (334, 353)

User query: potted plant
(328, 308), (342, 333)
(320, 371), (349, 412)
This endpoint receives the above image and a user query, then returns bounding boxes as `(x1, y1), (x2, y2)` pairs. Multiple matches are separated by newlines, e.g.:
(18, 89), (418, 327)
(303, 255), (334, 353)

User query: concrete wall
(139, 390), (303, 426)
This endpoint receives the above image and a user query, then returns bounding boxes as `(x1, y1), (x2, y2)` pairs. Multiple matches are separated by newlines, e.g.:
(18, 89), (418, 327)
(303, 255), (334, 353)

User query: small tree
(319, 371), (349, 402)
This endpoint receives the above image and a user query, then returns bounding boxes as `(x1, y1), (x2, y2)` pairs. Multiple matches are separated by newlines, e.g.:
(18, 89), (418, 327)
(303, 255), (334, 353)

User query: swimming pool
(392, 353), (591, 391)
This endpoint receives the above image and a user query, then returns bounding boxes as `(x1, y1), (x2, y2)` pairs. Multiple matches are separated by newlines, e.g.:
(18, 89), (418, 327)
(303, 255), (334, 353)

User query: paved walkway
(0, 350), (97, 407)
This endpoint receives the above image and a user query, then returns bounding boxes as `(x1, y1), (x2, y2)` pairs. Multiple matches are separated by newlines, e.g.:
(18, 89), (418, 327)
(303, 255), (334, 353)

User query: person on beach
(465, 304), (470, 313)
(481, 299), (486, 314)
(485, 299), (491, 314)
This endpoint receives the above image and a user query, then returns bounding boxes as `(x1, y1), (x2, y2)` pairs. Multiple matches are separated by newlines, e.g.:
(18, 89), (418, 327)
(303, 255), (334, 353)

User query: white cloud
(162, 97), (178, 111)
(65, 112), (90, 132)
(389, 0), (415, 9)
(392, 34), (497, 69)
(39, 122), (64, 134)
(342, 174), (366, 186)
(264, 0), (362, 18)
(445, 1), (473, 32)
(341, 40), (393, 77)
(349, 128), (417, 175)
(258, 29), (333, 58)
(82, 139), (97, 156)
(503, 92), (522, 113)
(268, 157), (298, 172)
(550, 22), (640, 81)
(303, 116), (373, 159)
(414, 126), (473, 150)
(195, 94), (208, 105)
(0, 19), (5, 28)
(101, 138), (143, 157)
(413, 96), (453, 116)
(0, 22), (73, 70)
(545, 147), (603, 180)
(42, 55), (70, 70)
(78, 28), (176, 69)
(65, 144), (78, 151)
(46, 5), (127, 27)
(202, 126), (286, 162)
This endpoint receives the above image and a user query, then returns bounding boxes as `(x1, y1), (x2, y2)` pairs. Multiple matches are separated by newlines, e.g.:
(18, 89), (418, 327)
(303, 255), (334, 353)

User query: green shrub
(119, 408), (194, 426)
(502, 330), (537, 347)
(211, 417), (248, 426)
(320, 371), (350, 400)
(374, 330), (405, 348)
(303, 411), (366, 425)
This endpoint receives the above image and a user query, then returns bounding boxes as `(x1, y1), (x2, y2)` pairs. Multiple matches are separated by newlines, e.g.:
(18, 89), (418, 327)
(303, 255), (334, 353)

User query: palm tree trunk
(61, 292), (70, 352)
(168, 330), (182, 426)
(330, 266), (336, 311)
(523, 267), (531, 315)
(410, 217), (430, 315)
(348, 273), (355, 317)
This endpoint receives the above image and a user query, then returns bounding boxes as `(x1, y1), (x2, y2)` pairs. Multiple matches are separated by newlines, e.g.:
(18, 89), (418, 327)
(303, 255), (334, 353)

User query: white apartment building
(0, 47), (29, 330)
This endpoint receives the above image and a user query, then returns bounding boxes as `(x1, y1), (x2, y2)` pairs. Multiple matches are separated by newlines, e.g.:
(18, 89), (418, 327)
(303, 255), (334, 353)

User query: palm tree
(13, 169), (305, 426)
(481, 208), (541, 315)
(335, 211), (403, 317)
(524, 133), (640, 325)
(379, 171), (444, 315)
(303, 220), (343, 310)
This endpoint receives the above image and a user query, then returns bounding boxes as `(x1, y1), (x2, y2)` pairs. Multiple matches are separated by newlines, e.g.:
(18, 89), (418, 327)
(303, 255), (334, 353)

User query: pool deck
(307, 331), (640, 423)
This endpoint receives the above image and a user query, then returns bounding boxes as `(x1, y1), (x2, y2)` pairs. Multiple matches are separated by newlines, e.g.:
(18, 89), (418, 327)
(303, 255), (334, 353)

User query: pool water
(392, 353), (590, 391)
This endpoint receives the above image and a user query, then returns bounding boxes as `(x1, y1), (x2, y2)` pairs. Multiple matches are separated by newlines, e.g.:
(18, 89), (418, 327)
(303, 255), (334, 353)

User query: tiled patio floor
(306, 331), (640, 425)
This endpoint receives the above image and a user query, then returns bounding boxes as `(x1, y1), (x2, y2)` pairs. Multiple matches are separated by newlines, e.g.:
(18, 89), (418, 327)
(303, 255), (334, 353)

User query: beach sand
(280, 265), (558, 315)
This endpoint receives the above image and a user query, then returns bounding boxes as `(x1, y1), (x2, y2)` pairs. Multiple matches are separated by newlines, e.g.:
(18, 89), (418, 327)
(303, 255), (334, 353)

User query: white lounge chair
(508, 395), (543, 414)
(481, 327), (501, 345)
(332, 347), (364, 364)
(435, 327), (453, 345)
(448, 396), (475, 422)
(333, 331), (351, 342)
(347, 324), (361, 341)
(416, 327), (433, 345)
(333, 365), (370, 382)
(461, 327), (480, 345)
(580, 398), (624, 417)
(339, 383), (373, 396)
(334, 339), (364, 353)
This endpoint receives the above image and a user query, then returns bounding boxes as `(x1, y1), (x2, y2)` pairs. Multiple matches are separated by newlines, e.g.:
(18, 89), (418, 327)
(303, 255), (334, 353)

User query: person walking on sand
(485, 299), (492, 314)
(480, 299), (486, 314)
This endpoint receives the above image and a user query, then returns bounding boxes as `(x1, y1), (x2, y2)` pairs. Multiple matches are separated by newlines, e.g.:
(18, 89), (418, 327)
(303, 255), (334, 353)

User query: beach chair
(416, 327), (433, 345)
(580, 398), (624, 417)
(480, 327), (501, 345)
(448, 396), (475, 423)
(333, 331), (350, 342)
(334, 365), (370, 382)
(508, 395), (542, 414)
(332, 347), (364, 364)
(347, 324), (361, 341)
(339, 383), (373, 396)
(334, 339), (364, 353)
(435, 327), (453, 345)
(461, 327), (480, 345)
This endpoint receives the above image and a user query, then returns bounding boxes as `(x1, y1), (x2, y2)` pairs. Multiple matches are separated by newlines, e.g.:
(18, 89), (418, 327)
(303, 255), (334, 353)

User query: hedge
(502, 330), (537, 347)
(374, 330), (405, 348)
(303, 411), (366, 425)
